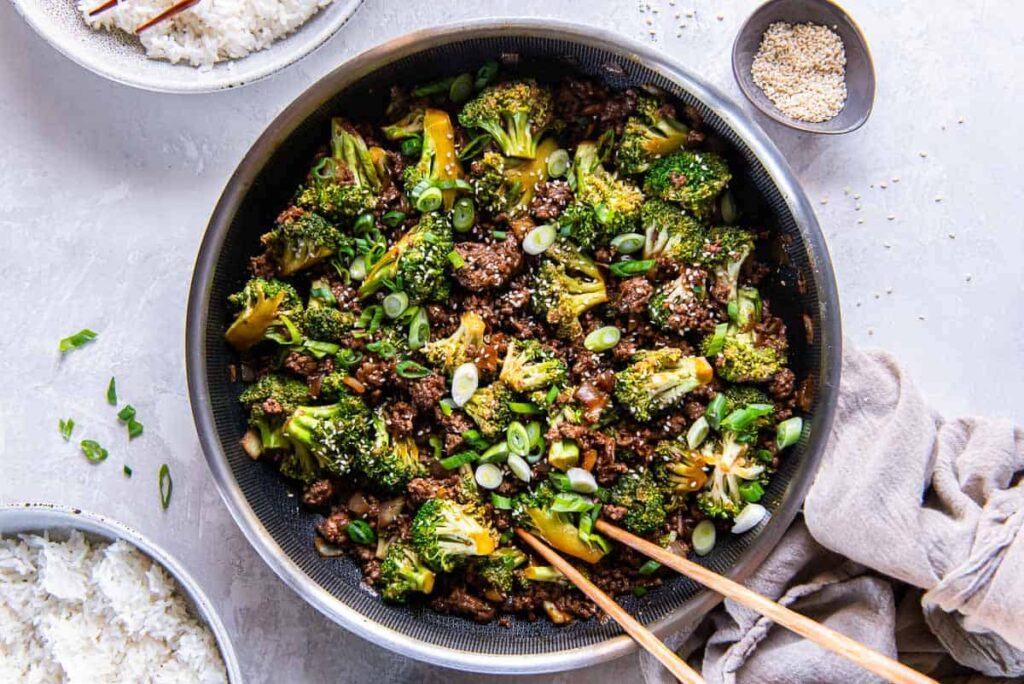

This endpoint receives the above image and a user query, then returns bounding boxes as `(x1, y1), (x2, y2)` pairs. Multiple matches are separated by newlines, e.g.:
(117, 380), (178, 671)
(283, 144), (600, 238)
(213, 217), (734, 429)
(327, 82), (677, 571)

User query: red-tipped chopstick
(87, 0), (120, 16)
(135, 0), (200, 33)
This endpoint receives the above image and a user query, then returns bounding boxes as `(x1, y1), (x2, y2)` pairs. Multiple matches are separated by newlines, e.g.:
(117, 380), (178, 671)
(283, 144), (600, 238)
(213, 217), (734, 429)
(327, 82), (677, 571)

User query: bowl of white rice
(0, 503), (241, 683)
(8, 0), (363, 93)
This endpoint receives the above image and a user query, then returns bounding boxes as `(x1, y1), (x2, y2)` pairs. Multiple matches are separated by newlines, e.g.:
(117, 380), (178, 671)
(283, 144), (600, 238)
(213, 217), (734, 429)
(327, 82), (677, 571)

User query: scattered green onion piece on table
(522, 224), (557, 255)
(566, 467), (598, 494)
(692, 519), (716, 556)
(506, 454), (531, 483)
(59, 329), (98, 353)
(106, 377), (117, 405)
(546, 148), (570, 178)
(739, 481), (764, 503)
(705, 394), (727, 430)
(346, 520), (376, 545)
(686, 416), (710, 449)
(479, 442), (510, 464)
(583, 326), (620, 352)
(509, 402), (541, 415)
(490, 493), (514, 510)
(776, 417), (803, 449)
(609, 260), (655, 277)
(349, 255), (367, 281)
(395, 360), (431, 379)
(353, 212), (376, 234)
(158, 464), (172, 509)
(81, 440), (107, 463)
(475, 463), (503, 490)
(440, 450), (479, 470)
(448, 250), (466, 269)
(491, 230), (507, 241)
(400, 137), (422, 157)
(610, 233), (645, 254)
(452, 198), (476, 232)
(416, 186), (443, 212)
(704, 322), (729, 356)
(59, 418), (74, 441)
(128, 420), (143, 440)
(506, 421), (530, 456)
(117, 405), (136, 422)
(475, 60), (499, 89)
(383, 292), (409, 319)
(449, 73), (474, 103)
(123, 465), (132, 478)
(720, 404), (774, 433)
(450, 363), (479, 407)
(638, 559), (661, 575)
(408, 307), (430, 350)
(381, 210), (406, 227)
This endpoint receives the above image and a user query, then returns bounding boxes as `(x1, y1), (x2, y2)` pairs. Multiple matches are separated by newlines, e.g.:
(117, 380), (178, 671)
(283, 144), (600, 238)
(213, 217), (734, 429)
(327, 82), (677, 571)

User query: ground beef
(603, 504), (627, 521)
(355, 359), (390, 404)
(386, 401), (416, 438)
(317, 507), (352, 544)
(529, 180), (573, 221)
(408, 372), (446, 413)
(508, 216), (536, 241)
(431, 587), (496, 623)
(435, 408), (475, 453)
(768, 368), (796, 401)
(259, 397), (285, 417)
(302, 479), (337, 507)
(613, 277), (654, 315)
(283, 352), (320, 377)
(453, 237), (523, 290)
(249, 253), (276, 278)
(406, 476), (458, 506)
(555, 423), (623, 485)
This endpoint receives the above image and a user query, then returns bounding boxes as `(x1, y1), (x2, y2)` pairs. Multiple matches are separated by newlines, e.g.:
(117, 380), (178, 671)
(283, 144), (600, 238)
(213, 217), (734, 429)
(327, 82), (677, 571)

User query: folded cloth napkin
(641, 346), (1024, 682)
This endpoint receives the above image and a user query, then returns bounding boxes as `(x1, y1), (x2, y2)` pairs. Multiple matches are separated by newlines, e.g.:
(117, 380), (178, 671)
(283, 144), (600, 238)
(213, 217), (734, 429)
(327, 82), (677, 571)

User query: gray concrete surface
(1, 1), (1021, 682)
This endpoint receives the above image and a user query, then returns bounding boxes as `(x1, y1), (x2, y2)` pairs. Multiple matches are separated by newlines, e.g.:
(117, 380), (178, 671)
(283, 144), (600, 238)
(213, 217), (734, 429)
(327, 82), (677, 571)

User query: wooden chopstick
(594, 520), (939, 684)
(87, 0), (120, 16)
(515, 528), (704, 684)
(135, 0), (200, 33)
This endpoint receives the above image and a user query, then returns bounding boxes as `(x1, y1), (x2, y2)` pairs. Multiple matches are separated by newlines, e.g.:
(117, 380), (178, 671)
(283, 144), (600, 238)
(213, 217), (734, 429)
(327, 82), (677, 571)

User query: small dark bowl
(732, 0), (876, 134)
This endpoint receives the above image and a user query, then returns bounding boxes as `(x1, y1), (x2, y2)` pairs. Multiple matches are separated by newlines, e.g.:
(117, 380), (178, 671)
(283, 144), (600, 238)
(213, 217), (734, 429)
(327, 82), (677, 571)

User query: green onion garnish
(526, 421), (544, 449)
(632, 587), (648, 598)
(348, 255), (367, 281)
(550, 492), (594, 513)
(548, 472), (572, 492)
(395, 359), (431, 379)
(413, 76), (455, 97)
(309, 285), (337, 306)
(440, 450), (479, 470)
(610, 233), (645, 254)
(705, 394), (727, 430)
(383, 291), (410, 319)
(158, 464), (172, 509)
(584, 326), (621, 352)
(59, 418), (74, 442)
(545, 385), (560, 404)
(776, 416), (803, 450)
(686, 416), (710, 449)
(438, 399), (454, 417)
(491, 230), (507, 241)
(546, 149), (570, 178)
(506, 421), (530, 456)
(345, 520), (376, 545)
(522, 224), (557, 255)
(59, 329), (98, 353)
(408, 307), (431, 350)
(609, 260), (655, 277)
(463, 429), (490, 450)
(458, 133), (491, 161)
(81, 439), (108, 463)
(739, 481), (764, 503)
(123, 465), (133, 478)
(336, 349), (363, 370)
(128, 420), (143, 440)
(428, 435), (442, 460)
(508, 402), (542, 415)
(400, 137), (422, 157)
(381, 210), (406, 227)
(479, 441), (510, 464)
(475, 463), (503, 490)
(107, 377), (117, 405)
(448, 250), (466, 269)
(452, 197), (476, 232)
(720, 404), (774, 433)
(704, 322), (729, 356)
(449, 73), (474, 103)
(117, 405), (136, 422)
(353, 212), (376, 234)
(490, 493), (514, 510)
(474, 60), (499, 89)
(416, 186), (444, 212)
(638, 560), (661, 575)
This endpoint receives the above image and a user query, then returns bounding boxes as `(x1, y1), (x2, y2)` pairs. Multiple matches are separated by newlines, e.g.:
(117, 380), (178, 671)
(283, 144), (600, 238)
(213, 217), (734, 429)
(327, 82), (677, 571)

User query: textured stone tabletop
(1, 1), (1022, 682)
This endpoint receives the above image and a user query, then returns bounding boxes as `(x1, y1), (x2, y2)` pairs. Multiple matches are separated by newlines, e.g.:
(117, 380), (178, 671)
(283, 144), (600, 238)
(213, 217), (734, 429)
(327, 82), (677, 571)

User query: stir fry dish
(227, 63), (807, 625)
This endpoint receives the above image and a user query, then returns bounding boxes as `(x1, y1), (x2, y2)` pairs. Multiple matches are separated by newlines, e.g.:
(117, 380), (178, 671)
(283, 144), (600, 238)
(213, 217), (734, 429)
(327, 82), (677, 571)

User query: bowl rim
(186, 18), (842, 673)
(0, 502), (243, 683)
(7, 0), (364, 94)
(730, 0), (877, 135)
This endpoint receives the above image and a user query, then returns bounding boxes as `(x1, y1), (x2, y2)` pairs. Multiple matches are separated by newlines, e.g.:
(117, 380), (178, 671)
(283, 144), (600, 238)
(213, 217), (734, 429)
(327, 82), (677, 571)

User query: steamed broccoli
(721, 384), (773, 415)
(224, 277), (304, 351)
(469, 138), (561, 217)
(282, 396), (371, 478)
(410, 498), (498, 572)
(402, 108), (464, 210)
(614, 348), (714, 421)
(644, 150), (731, 220)
(647, 269), (709, 332)
(531, 240), (608, 340)
(423, 311), (486, 376)
(359, 211), (454, 302)
(239, 373), (310, 452)
(512, 482), (609, 564)
(458, 80), (554, 159)
(301, 307), (352, 343)
(702, 325), (786, 384)
(654, 440), (709, 509)
(260, 209), (352, 277)
(616, 96), (692, 175)
(464, 382), (513, 439)
(730, 287), (762, 332)
(704, 226), (755, 305)
(358, 408), (426, 491)
(641, 199), (707, 264)
(567, 141), (645, 242)
(476, 547), (528, 596)
(499, 339), (567, 393)
(696, 432), (766, 520)
(379, 541), (435, 603)
(382, 108), (425, 141)
(608, 469), (666, 535)
(297, 119), (382, 222)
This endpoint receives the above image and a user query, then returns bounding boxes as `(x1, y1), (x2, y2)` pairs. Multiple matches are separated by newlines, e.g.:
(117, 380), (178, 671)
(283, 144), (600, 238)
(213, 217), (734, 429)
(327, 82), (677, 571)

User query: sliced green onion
(458, 133), (491, 161)
(526, 421), (544, 449)
(408, 307), (430, 350)
(59, 329), (98, 353)
(609, 260), (655, 277)
(545, 385), (560, 404)
(429, 435), (442, 460)
(705, 394), (727, 430)
(632, 586), (648, 598)
(692, 519), (716, 556)
(439, 399), (454, 417)
(721, 404), (774, 433)
(548, 439), (580, 471)
(449, 73), (474, 103)
(491, 493), (514, 510)
(507, 454), (532, 483)
(128, 420), (143, 440)
(433, 178), (472, 191)
(475, 462), (503, 490)
(732, 503), (767, 534)
(594, 202), (612, 225)
(638, 560), (661, 575)
(349, 255), (367, 281)
(312, 157), (336, 180)
(491, 230), (507, 240)
(451, 363), (479, 407)
(509, 402), (542, 415)
(452, 197), (476, 232)
(610, 233), (645, 254)
(578, 510), (594, 539)
(381, 210), (406, 227)
(776, 417), (803, 450)
(522, 224), (557, 255)
(584, 326), (621, 352)
(440, 450), (479, 469)
(739, 481), (764, 503)
(158, 463), (172, 509)
(354, 212), (376, 234)
(310, 285), (336, 306)
(479, 442), (509, 464)
(81, 439), (108, 463)
(383, 292), (409, 319)
(305, 340), (340, 359)
(548, 472), (572, 492)
(463, 429), (490, 450)
(448, 250), (466, 269)
(551, 492), (594, 513)
(755, 448), (773, 464)
(58, 418), (74, 441)
(117, 405), (136, 422)
(686, 416), (710, 449)
(546, 149), (570, 178)
(400, 137), (422, 157)
(396, 360), (431, 379)
(704, 322), (729, 356)
(413, 77), (455, 97)
(566, 467), (598, 494)
(475, 60), (499, 89)
(506, 421), (530, 456)
(346, 520), (376, 545)
(365, 339), (397, 360)
(720, 191), (739, 225)
(106, 377), (117, 405)
(416, 186), (443, 212)
(123, 465), (133, 478)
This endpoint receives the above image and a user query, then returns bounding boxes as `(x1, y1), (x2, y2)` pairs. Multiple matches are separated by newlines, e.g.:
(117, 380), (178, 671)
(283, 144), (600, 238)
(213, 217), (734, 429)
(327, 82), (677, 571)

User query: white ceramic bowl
(0, 503), (243, 682)
(8, 0), (363, 93)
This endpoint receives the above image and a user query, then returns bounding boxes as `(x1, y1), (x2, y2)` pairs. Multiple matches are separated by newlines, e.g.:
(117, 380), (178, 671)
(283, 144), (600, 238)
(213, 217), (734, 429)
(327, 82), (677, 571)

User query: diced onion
(522, 224), (558, 255)
(507, 454), (532, 483)
(378, 497), (405, 529)
(731, 504), (768, 534)
(314, 537), (345, 558)
(451, 363), (479, 407)
(347, 492), (370, 515)
(686, 417), (710, 449)
(566, 467), (598, 494)
(692, 520), (716, 556)
(240, 430), (262, 460)
(475, 463), (503, 490)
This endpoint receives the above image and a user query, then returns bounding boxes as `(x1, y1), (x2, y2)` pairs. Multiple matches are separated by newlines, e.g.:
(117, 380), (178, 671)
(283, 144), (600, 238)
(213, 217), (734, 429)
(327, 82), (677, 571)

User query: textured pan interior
(188, 26), (841, 668)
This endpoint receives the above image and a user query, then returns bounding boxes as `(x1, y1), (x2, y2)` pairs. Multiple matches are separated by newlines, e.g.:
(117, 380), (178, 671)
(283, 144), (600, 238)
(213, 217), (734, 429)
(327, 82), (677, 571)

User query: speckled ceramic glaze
(8, 0), (363, 93)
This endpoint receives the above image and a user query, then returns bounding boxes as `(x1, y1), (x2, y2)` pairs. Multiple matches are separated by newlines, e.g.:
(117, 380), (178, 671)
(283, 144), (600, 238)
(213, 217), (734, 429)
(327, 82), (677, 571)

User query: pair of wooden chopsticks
(516, 521), (938, 684)
(87, 0), (200, 33)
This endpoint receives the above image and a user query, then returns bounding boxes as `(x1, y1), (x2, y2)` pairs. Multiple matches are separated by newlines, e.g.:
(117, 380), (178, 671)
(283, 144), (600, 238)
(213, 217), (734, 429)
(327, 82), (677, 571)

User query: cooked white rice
(79, 0), (335, 68)
(0, 531), (227, 684)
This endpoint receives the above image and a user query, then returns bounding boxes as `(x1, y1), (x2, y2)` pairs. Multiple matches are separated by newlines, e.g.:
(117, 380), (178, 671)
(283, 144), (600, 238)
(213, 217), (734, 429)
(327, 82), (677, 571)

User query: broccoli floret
(423, 311), (486, 376)
(614, 348), (714, 421)
(410, 498), (498, 572)
(464, 382), (513, 439)
(531, 240), (608, 340)
(609, 469), (666, 535)
(282, 398), (371, 478)
(358, 408), (426, 491)
(379, 541), (435, 603)
(647, 270), (709, 332)
(641, 199), (707, 263)
(499, 339), (567, 393)
(616, 96), (692, 175)
(644, 150), (731, 220)
(702, 326), (785, 384)
(704, 226), (755, 305)
(297, 119), (382, 222)
(359, 212), (454, 303)
(301, 307), (350, 343)
(238, 373), (310, 454)
(730, 287), (762, 332)
(654, 440), (710, 509)
(260, 209), (351, 277)
(512, 482), (609, 564)
(569, 141), (645, 241)
(224, 277), (304, 351)
(402, 108), (464, 210)
(696, 433), (766, 520)
(471, 140), (563, 218)
(381, 108), (425, 141)
(476, 547), (528, 596)
(458, 80), (554, 159)
(721, 384), (773, 414)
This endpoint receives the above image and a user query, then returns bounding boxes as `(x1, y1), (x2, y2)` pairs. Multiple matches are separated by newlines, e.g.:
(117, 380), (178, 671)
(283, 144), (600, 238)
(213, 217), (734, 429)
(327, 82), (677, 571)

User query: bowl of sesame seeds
(732, 0), (875, 134)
